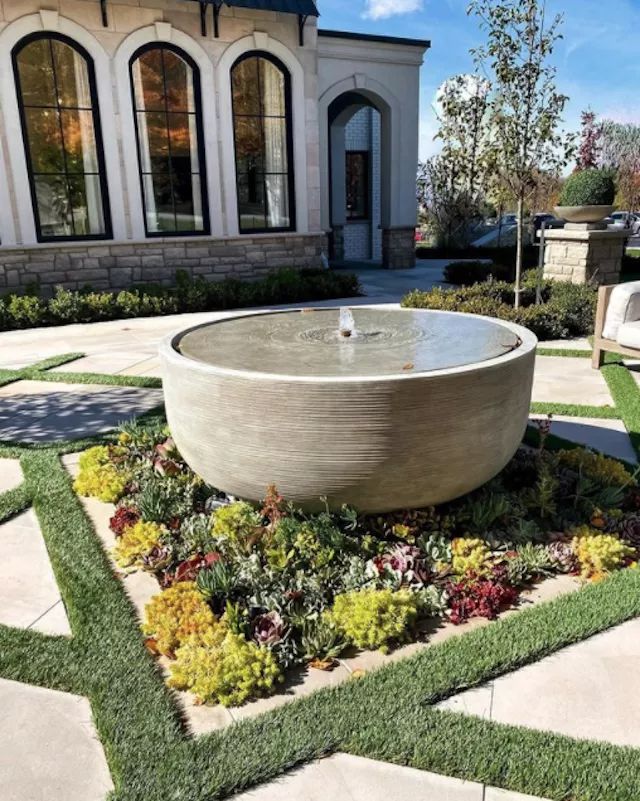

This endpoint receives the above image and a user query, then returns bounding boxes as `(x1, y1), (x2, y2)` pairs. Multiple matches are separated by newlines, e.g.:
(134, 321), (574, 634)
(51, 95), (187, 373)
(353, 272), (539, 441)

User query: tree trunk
(515, 195), (524, 309)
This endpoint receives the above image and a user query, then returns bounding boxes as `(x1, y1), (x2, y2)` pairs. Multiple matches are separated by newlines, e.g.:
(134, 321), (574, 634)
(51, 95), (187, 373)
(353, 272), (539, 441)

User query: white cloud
(362, 0), (423, 21)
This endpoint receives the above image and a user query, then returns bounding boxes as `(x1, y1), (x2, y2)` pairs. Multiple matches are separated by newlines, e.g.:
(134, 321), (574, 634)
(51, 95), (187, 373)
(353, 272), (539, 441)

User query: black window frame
(12, 31), (113, 244)
(345, 149), (370, 222)
(129, 42), (210, 238)
(230, 51), (296, 235)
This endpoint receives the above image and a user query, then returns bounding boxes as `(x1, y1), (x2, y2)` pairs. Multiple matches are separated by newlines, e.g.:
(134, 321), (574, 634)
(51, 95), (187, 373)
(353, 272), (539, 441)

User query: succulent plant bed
(72, 418), (640, 711)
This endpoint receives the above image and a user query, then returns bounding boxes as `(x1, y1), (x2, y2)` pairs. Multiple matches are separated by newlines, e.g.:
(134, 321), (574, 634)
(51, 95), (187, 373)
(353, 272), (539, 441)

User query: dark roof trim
(318, 29), (430, 49)
(195, 0), (318, 15)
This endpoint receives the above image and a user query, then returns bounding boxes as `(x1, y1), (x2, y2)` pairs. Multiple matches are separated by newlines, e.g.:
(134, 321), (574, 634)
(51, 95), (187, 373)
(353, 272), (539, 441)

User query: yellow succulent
(558, 449), (636, 488)
(571, 532), (635, 580)
(142, 581), (217, 656)
(451, 537), (492, 577)
(169, 628), (283, 706)
(113, 520), (165, 569)
(73, 445), (129, 503)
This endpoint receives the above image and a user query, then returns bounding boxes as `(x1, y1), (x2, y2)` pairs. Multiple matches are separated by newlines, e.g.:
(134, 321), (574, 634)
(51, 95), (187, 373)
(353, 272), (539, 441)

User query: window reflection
(14, 35), (110, 240)
(131, 46), (207, 235)
(231, 54), (294, 232)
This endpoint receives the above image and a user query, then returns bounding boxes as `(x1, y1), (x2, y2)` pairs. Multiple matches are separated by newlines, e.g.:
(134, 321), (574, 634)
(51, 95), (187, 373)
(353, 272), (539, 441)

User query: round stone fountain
(160, 308), (537, 512)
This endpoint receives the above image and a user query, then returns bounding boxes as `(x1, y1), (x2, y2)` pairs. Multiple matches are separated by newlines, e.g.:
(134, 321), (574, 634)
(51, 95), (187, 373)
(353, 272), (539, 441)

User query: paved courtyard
(0, 271), (639, 801)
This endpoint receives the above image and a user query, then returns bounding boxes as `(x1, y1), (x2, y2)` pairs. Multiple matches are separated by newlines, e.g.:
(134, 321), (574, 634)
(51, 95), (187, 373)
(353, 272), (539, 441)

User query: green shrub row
(402, 271), (597, 340)
(0, 268), (360, 331)
(416, 244), (539, 269)
(443, 260), (517, 285)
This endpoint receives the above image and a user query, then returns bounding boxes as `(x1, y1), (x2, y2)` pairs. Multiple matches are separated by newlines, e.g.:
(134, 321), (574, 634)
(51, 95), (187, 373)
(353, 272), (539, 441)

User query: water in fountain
(339, 307), (356, 338)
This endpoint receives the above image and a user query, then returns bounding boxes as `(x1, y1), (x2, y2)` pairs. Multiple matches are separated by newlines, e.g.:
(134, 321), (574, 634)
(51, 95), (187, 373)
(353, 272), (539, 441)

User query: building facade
(0, 1), (428, 293)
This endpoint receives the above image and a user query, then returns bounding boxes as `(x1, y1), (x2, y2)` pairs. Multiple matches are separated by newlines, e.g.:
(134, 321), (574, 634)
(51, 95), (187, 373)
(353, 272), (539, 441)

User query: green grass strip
(530, 401), (620, 419)
(0, 481), (32, 523)
(31, 370), (163, 389)
(30, 352), (85, 371)
(602, 363), (640, 459)
(536, 347), (591, 358)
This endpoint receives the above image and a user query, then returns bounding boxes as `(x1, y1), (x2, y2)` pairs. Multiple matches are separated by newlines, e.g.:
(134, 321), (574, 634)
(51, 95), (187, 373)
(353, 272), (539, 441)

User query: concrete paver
(0, 458), (23, 492)
(0, 380), (164, 442)
(529, 413), (636, 462)
(532, 356), (614, 406)
(230, 753), (550, 801)
(0, 677), (113, 801)
(438, 618), (640, 748)
(0, 508), (70, 635)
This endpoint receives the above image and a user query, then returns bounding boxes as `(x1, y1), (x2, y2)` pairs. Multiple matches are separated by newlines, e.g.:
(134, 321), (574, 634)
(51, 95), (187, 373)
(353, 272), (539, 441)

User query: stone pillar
(542, 226), (628, 285)
(381, 227), (416, 269)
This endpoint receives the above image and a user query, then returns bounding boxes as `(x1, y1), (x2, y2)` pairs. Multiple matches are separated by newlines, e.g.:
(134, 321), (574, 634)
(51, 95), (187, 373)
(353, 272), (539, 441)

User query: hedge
(416, 244), (539, 271)
(0, 268), (360, 331)
(443, 260), (516, 285)
(402, 271), (597, 340)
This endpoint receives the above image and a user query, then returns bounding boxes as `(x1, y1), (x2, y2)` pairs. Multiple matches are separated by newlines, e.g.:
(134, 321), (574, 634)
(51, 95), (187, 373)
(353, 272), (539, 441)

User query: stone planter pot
(554, 205), (614, 224)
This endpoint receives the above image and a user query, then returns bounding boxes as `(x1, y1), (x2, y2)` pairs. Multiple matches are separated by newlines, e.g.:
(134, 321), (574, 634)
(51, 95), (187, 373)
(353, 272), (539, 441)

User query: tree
(576, 109), (601, 171)
(599, 121), (640, 214)
(468, 0), (574, 307)
(417, 73), (492, 247)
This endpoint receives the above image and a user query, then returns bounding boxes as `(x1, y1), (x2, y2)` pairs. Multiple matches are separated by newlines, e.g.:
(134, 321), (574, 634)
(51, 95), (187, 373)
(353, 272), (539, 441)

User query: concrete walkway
(439, 618), (640, 749)
(230, 753), (548, 801)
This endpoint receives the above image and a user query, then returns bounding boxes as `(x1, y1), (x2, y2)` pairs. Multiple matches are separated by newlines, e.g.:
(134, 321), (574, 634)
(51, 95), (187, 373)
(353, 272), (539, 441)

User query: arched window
(130, 44), (208, 236)
(13, 33), (111, 241)
(231, 53), (295, 233)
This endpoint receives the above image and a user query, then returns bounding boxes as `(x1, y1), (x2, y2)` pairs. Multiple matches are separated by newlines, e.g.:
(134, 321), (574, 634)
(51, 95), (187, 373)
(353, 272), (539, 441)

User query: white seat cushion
(617, 320), (640, 350)
(602, 281), (640, 340)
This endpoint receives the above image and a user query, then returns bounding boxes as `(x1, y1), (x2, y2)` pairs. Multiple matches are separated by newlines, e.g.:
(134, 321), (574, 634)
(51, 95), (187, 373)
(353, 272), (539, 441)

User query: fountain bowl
(160, 308), (537, 513)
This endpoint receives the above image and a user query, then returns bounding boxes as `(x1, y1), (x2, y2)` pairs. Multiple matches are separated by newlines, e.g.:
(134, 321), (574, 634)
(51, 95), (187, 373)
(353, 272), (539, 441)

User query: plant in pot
(555, 169), (616, 224)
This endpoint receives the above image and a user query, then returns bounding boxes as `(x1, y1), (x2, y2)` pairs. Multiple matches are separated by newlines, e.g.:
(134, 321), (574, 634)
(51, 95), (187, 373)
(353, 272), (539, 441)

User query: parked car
(533, 213), (563, 230)
(497, 213), (518, 227)
(607, 212), (640, 234)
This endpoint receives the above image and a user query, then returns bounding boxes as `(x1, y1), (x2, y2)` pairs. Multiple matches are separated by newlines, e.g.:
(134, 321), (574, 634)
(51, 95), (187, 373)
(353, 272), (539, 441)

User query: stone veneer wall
(542, 228), (628, 285)
(382, 227), (415, 269)
(0, 233), (326, 295)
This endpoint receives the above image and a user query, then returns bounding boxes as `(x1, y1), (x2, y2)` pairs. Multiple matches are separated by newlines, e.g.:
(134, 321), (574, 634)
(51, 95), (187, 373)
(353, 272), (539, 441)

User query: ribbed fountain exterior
(160, 308), (537, 512)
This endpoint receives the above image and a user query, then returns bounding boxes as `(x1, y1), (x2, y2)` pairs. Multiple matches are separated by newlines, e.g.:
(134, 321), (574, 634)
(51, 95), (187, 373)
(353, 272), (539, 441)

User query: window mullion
(160, 49), (179, 233)
(48, 38), (76, 237)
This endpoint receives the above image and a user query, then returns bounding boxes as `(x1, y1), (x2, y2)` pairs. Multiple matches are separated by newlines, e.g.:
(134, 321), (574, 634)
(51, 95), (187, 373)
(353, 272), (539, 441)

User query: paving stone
(0, 380), (164, 442)
(529, 413), (637, 462)
(0, 677), (113, 801)
(439, 618), (640, 749)
(532, 356), (614, 406)
(539, 338), (591, 351)
(0, 508), (70, 635)
(231, 753), (485, 801)
(50, 353), (156, 375)
(0, 458), (23, 492)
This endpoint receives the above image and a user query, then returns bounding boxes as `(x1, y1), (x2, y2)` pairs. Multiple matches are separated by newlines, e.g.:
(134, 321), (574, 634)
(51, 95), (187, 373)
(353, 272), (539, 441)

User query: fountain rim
(162, 307), (538, 384)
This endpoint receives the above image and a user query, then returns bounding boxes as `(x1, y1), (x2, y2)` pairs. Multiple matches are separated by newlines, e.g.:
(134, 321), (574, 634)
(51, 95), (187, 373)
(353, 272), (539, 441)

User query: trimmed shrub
(558, 169), (615, 206)
(402, 270), (597, 341)
(443, 260), (516, 285)
(0, 267), (360, 332)
(416, 244), (539, 270)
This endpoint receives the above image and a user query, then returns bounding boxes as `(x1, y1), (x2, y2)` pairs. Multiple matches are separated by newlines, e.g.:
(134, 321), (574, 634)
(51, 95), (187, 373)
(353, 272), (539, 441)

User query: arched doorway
(328, 91), (387, 265)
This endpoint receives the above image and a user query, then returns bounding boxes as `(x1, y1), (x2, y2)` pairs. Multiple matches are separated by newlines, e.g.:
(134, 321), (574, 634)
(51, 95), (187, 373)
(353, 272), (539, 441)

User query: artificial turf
(0, 353), (640, 799)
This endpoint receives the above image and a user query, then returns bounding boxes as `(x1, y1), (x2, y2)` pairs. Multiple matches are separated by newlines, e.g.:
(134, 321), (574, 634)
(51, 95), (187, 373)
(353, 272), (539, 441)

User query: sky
(317, 0), (640, 160)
